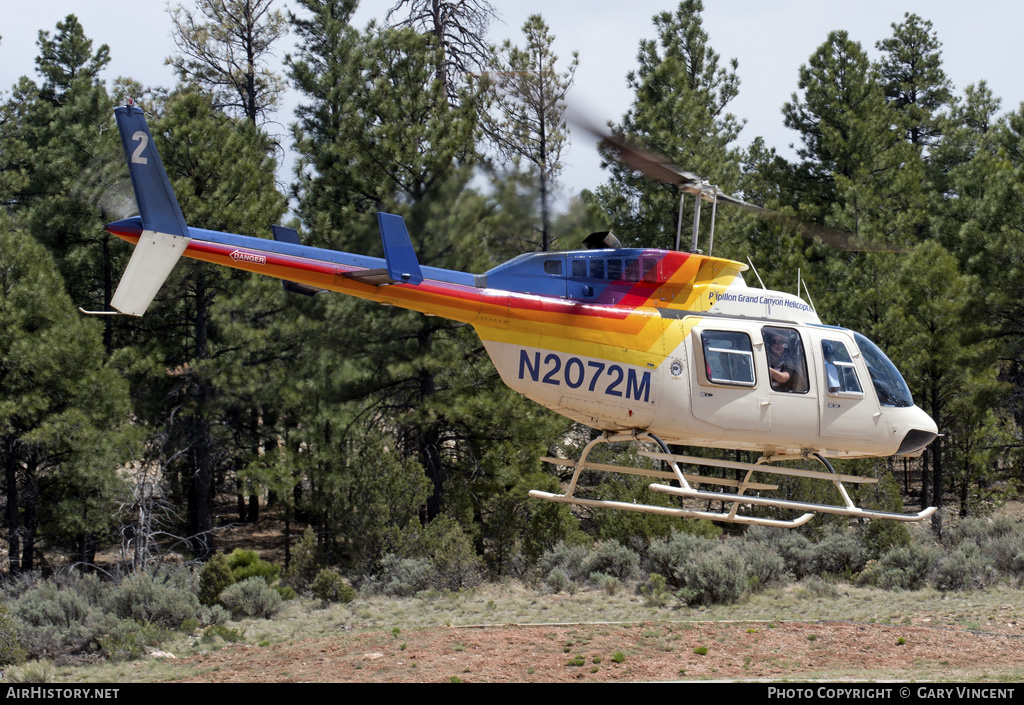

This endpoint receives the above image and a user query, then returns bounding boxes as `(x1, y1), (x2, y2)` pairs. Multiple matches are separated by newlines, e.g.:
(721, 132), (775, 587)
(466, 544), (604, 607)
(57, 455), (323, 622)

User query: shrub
(738, 542), (789, 591)
(97, 620), (164, 662)
(544, 567), (576, 594)
(9, 579), (113, 659)
(219, 577), (284, 619)
(421, 516), (485, 592)
(672, 542), (748, 606)
(0, 606), (25, 666)
(226, 549), (281, 585)
(362, 555), (435, 597)
(933, 544), (996, 591)
(645, 531), (716, 589)
(198, 604), (232, 626)
(748, 528), (815, 580)
(311, 570), (356, 605)
(581, 541), (640, 582)
(110, 572), (202, 629)
(199, 553), (234, 606)
(588, 572), (622, 596)
(5, 659), (56, 684)
(983, 526), (1024, 577)
(282, 526), (322, 591)
(861, 519), (912, 559)
(537, 542), (590, 584)
(810, 529), (866, 577)
(640, 573), (670, 607)
(872, 545), (937, 591)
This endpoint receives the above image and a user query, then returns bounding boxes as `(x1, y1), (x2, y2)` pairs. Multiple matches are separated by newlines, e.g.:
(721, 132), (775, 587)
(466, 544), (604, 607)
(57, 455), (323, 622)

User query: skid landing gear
(529, 431), (936, 527)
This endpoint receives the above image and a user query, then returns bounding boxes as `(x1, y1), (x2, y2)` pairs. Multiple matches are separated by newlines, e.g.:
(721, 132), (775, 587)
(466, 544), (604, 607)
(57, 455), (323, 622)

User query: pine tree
(876, 13), (953, 153)
(386, 0), (498, 100)
(167, 0), (287, 126)
(0, 216), (134, 572)
(587, 0), (744, 251)
(484, 14), (577, 251)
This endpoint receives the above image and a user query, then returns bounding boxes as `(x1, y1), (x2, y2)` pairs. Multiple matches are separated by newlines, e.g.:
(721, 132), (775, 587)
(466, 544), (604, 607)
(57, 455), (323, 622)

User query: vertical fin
(377, 213), (423, 285)
(108, 103), (191, 316)
(271, 225), (324, 296)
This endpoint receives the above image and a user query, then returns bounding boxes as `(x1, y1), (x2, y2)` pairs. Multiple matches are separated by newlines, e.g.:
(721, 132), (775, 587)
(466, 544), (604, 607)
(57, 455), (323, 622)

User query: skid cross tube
(529, 434), (936, 526)
(528, 431), (814, 528)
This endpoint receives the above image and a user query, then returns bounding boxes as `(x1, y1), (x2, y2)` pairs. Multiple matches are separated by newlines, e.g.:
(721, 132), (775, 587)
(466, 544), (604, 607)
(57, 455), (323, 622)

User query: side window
(701, 331), (756, 386)
(821, 339), (863, 395)
(607, 259), (622, 280)
(590, 259), (605, 279)
(571, 259), (587, 278)
(544, 259), (562, 275)
(642, 258), (658, 283)
(624, 258), (640, 282)
(763, 326), (809, 394)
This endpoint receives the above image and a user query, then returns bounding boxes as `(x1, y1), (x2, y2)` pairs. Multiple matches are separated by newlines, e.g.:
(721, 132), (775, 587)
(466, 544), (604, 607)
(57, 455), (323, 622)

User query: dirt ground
(128, 500), (1024, 683)
(158, 619), (1024, 683)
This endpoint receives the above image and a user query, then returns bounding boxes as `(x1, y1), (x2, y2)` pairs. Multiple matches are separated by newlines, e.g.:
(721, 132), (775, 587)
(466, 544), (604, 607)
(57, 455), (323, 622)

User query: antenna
(746, 256), (767, 290)
(802, 278), (818, 316)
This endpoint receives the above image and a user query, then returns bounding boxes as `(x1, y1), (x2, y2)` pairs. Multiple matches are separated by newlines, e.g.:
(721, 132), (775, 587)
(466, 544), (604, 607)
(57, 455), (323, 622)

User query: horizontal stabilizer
(271, 225), (325, 296)
(110, 230), (190, 316)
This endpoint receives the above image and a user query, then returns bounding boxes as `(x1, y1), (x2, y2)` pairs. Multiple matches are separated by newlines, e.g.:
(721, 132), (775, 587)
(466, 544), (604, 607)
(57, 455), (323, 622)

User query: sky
(2, 1), (1023, 200)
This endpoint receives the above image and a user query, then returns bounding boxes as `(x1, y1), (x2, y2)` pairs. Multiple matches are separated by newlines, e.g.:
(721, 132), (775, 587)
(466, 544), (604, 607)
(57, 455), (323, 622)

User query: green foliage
(109, 571), (202, 630)
(4, 660), (56, 684)
(581, 541), (641, 582)
(167, 0), (287, 124)
(484, 14), (578, 250)
(588, 0), (742, 249)
(0, 606), (26, 666)
(640, 573), (670, 607)
(311, 570), (356, 605)
(862, 518), (913, 560)
(199, 553), (234, 606)
(419, 516), (485, 592)
(810, 529), (867, 577)
(9, 577), (115, 658)
(282, 526), (322, 591)
(219, 577), (284, 619)
(933, 544), (996, 591)
(864, 545), (937, 591)
(646, 531), (747, 605)
(225, 549), (281, 585)
(97, 620), (165, 662)
(588, 572), (622, 596)
(361, 555), (435, 597)
(537, 542), (591, 585)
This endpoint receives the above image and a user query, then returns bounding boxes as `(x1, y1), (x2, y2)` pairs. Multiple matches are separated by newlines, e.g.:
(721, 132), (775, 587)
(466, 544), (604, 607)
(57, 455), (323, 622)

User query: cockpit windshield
(853, 333), (914, 408)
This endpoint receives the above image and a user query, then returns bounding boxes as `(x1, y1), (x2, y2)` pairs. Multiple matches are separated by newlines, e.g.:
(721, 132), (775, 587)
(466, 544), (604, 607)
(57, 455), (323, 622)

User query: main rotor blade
(572, 112), (904, 253)
(570, 111), (702, 190)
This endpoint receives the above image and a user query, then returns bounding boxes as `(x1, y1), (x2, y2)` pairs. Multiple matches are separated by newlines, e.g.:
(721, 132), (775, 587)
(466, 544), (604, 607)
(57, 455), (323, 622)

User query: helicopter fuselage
(103, 218), (937, 461)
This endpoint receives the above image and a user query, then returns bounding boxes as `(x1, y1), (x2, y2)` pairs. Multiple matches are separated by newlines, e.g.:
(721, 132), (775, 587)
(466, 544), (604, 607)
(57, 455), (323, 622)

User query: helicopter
(96, 101), (938, 529)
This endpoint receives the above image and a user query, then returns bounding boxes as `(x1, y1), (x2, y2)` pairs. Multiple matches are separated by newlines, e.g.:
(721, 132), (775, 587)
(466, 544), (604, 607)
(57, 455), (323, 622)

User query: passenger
(766, 331), (805, 393)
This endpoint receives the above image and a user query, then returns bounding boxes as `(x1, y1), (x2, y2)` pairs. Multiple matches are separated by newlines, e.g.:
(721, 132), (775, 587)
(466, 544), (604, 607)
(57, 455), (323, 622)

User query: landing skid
(529, 431), (937, 527)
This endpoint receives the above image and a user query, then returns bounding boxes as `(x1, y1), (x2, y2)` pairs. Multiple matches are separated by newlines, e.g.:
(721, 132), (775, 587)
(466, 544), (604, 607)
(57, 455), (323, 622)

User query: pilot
(766, 331), (804, 393)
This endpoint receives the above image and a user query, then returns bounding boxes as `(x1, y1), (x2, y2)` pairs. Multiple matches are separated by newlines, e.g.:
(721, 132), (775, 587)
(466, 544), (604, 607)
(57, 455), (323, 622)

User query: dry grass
(43, 579), (1024, 683)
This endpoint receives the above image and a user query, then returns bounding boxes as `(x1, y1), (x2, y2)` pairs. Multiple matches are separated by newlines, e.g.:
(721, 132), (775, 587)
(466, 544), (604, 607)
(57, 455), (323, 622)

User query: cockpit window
(853, 333), (914, 407)
(701, 331), (756, 386)
(821, 339), (863, 395)
(544, 259), (562, 275)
